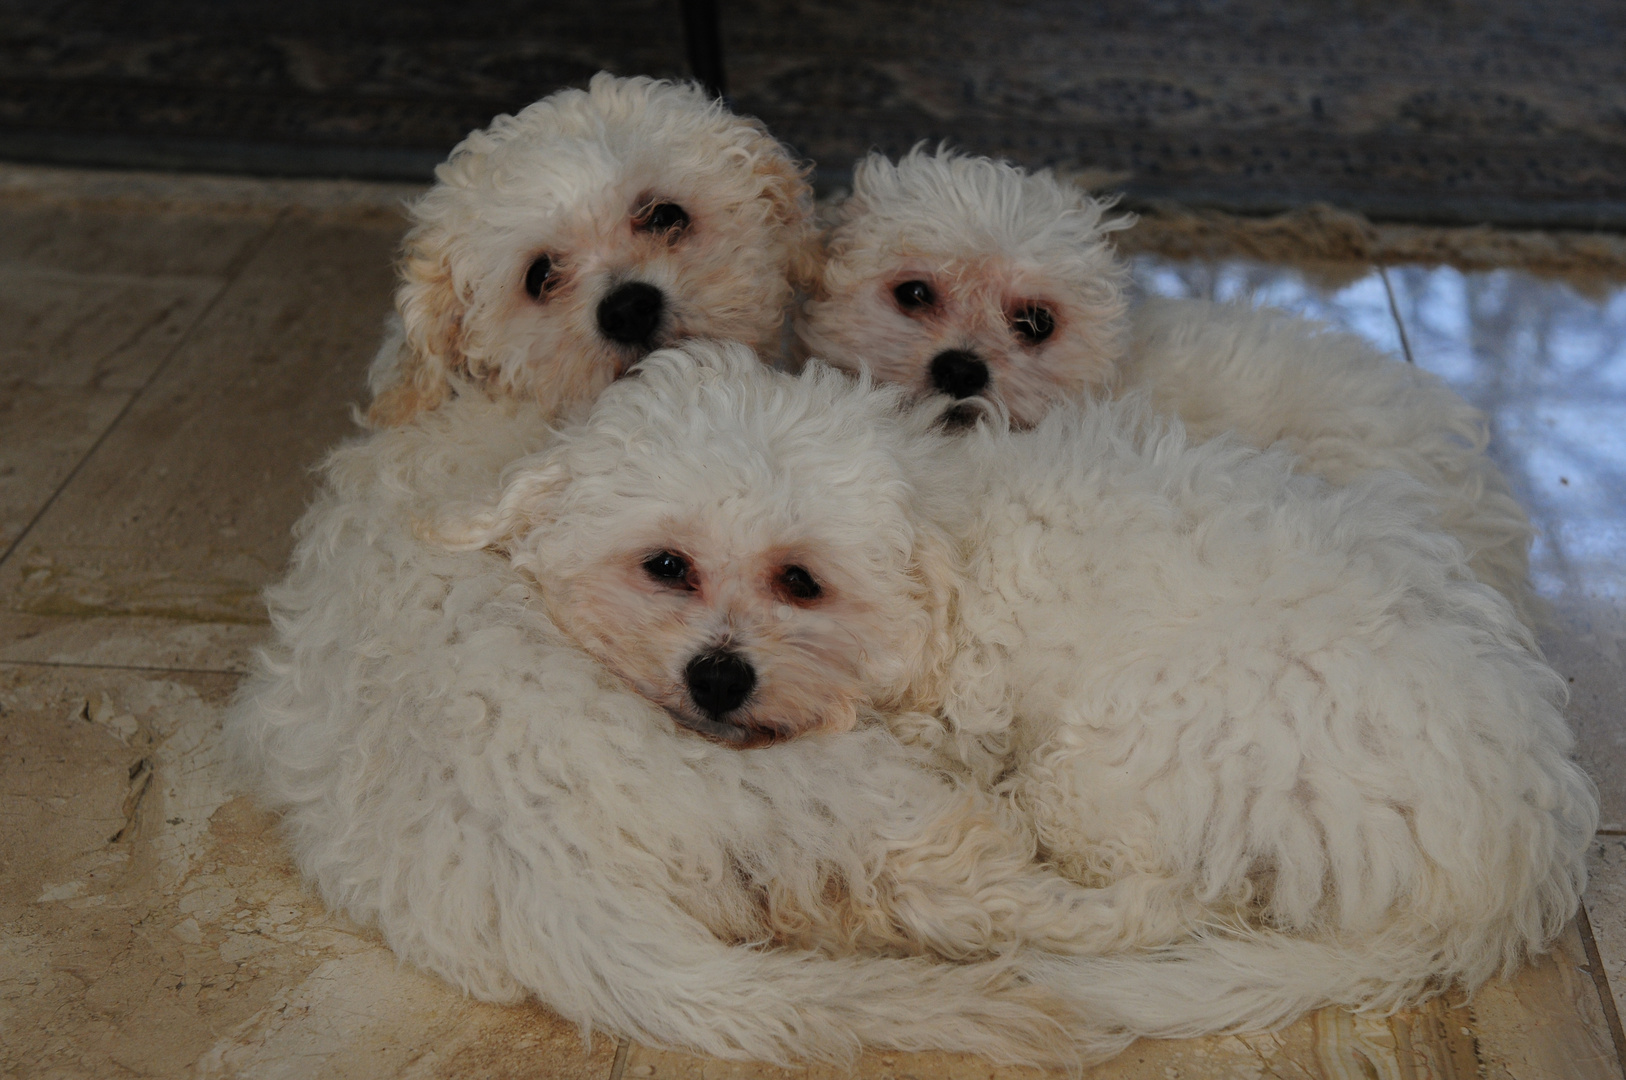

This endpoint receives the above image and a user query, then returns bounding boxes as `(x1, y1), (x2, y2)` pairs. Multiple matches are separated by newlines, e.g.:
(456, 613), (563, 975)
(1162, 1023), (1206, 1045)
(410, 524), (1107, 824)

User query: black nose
(929, 349), (989, 398)
(685, 650), (756, 718)
(597, 281), (665, 346)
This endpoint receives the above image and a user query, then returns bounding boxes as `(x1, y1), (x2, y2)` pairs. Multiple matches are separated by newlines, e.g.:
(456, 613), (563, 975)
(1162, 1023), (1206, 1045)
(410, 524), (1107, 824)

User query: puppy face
(370, 74), (816, 426)
(797, 148), (1132, 428)
(450, 342), (951, 748)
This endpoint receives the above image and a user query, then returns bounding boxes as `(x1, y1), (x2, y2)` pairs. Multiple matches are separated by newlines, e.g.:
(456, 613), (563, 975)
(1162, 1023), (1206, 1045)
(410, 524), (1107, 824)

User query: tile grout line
(608, 1038), (630, 1080)
(0, 209), (288, 575)
(0, 658), (244, 678)
(1578, 900), (1626, 1073)
(1378, 265), (1416, 365)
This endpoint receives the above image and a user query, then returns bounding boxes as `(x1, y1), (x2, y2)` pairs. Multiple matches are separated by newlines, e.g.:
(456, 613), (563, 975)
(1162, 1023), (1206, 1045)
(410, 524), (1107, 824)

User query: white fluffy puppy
(908, 404), (1595, 1036)
(366, 73), (815, 427)
(798, 147), (1535, 619)
(229, 344), (1206, 1067)
(387, 344), (1591, 1048)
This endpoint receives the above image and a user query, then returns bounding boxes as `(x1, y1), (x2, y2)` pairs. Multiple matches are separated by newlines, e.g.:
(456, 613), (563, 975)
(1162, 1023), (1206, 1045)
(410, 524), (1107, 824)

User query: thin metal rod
(680, 0), (728, 100)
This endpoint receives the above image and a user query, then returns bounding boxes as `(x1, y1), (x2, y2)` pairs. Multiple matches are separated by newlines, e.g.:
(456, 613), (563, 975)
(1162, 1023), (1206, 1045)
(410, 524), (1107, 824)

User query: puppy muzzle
(597, 281), (665, 348)
(929, 348), (990, 399)
(670, 649), (777, 748)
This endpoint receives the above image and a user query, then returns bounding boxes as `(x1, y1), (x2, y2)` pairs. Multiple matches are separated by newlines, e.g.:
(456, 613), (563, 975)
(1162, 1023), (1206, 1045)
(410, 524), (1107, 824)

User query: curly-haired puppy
(797, 147), (1536, 619)
(230, 342), (1591, 1061)
(229, 343), (1199, 1068)
(365, 73), (816, 427)
(906, 400), (1594, 1037)
(459, 343), (1590, 1042)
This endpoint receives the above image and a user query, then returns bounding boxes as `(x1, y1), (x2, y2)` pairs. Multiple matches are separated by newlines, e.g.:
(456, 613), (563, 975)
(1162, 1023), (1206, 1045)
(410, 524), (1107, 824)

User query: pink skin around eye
(800, 243), (1123, 429)
(544, 537), (896, 748)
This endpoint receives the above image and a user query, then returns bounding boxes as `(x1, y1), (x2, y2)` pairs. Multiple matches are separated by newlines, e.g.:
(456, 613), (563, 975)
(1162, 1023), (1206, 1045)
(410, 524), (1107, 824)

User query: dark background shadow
(2, 0), (1624, 228)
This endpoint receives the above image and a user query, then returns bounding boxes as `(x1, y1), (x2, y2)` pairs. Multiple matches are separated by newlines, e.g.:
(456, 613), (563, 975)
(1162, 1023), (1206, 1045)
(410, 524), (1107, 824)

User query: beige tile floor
(1, 164), (1624, 1079)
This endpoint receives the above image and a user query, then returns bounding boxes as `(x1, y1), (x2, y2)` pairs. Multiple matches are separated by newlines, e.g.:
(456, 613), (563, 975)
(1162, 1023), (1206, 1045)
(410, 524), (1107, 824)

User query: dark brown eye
(893, 280), (935, 311)
(642, 551), (694, 588)
(1011, 305), (1055, 344)
(778, 565), (822, 601)
(635, 201), (691, 237)
(523, 255), (554, 300)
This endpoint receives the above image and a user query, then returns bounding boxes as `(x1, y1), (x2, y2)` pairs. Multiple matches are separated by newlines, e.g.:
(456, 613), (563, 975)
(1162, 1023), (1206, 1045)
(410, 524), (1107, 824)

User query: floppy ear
(424, 454), (569, 554)
(367, 232), (467, 427)
(740, 121), (824, 296)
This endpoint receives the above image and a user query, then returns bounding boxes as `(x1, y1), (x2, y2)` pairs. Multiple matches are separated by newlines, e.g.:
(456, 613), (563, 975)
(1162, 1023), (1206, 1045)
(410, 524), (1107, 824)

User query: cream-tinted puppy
(231, 342), (1183, 1067)
(909, 401), (1592, 1036)
(448, 345), (1591, 1045)
(367, 73), (815, 426)
(799, 147), (1536, 618)
(233, 342), (1592, 1061)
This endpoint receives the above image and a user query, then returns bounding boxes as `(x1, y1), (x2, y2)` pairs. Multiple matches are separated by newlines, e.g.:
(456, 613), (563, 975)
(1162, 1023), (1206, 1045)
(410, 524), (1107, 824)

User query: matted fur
(367, 73), (816, 427)
(799, 148), (1536, 619)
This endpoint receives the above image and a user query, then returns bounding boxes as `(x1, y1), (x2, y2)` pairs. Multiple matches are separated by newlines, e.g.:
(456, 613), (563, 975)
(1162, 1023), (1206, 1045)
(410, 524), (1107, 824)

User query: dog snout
(685, 650), (756, 718)
(929, 349), (990, 399)
(597, 281), (665, 347)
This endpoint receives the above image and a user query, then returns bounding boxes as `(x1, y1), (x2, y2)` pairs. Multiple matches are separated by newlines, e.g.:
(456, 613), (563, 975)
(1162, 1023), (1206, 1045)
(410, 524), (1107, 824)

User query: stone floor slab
(0, 621), (265, 675)
(0, 201), (277, 279)
(0, 383), (129, 555)
(0, 212), (398, 670)
(1587, 837), (1626, 1041)
(0, 264), (225, 391)
(0, 661), (615, 1080)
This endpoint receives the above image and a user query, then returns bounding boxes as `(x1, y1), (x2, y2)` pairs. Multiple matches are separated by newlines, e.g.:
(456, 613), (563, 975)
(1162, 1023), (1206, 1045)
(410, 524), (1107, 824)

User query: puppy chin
(935, 398), (996, 432)
(930, 394), (1023, 434)
(662, 706), (780, 749)
(661, 691), (861, 750)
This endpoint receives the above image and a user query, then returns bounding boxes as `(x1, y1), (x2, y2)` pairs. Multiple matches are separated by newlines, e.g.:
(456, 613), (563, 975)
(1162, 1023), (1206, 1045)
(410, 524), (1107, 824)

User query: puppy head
(797, 147), (1133, 428)
(441, 341), (956, 748)
(369, 73), (816, 427)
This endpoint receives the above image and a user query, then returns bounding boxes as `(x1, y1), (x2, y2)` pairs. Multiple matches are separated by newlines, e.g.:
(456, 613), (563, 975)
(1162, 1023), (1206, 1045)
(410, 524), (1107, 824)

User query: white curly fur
(798, 146), (1133, 426)
(1120, 297), (1537, 622)
(797, 147), (1536, 620)
(230, 342), (1593, 1065)
(229, 349), (1158, 1068)
(365, 73), (815, 427)
(908, 397), (1595, 1034)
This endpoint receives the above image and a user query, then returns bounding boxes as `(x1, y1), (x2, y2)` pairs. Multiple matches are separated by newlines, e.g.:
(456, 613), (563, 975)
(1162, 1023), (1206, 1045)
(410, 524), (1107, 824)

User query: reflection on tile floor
(1131, 255), (1408, 359)
(2, 173), (1625, 1078)
(1132, 257), (1626, 606)
(1386, 267), (1626, 601)
(1134, 256), (1626, 836)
